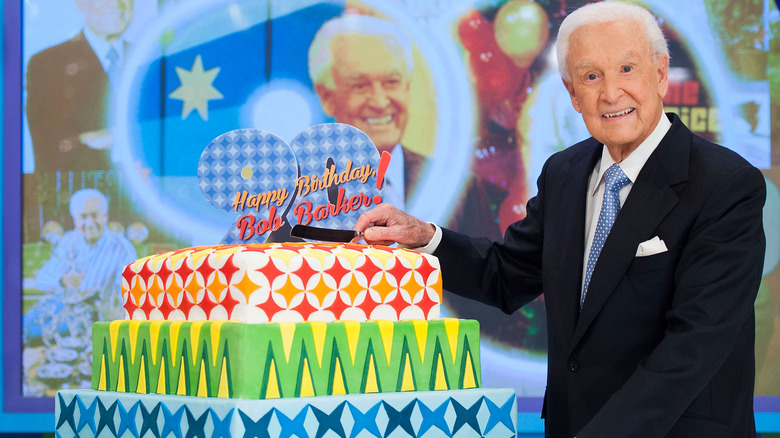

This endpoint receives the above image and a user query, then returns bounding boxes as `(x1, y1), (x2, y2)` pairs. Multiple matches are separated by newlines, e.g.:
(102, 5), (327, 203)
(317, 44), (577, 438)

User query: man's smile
(602, 107), (635, 118)
(365, 114), (394, 125)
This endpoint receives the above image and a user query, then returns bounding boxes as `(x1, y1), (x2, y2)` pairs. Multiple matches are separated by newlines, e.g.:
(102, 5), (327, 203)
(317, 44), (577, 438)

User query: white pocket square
(635, 236), (668, 257)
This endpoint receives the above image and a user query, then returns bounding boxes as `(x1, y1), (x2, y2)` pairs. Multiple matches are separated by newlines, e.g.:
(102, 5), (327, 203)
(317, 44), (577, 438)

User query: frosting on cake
(92, 319), (481, 398)
(121, 242), (442, 322)
(56, 388), (518, 437)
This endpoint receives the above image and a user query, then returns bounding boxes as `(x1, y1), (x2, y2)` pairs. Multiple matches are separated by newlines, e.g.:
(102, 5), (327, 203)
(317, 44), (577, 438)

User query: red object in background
(484, 67), (532, 130)
(458, 8), (536, 129)
(472, 49), (519, 106)
(457, 9), (493, 52)
(458, 6), (532, 233)
(459, 9), (522, 109)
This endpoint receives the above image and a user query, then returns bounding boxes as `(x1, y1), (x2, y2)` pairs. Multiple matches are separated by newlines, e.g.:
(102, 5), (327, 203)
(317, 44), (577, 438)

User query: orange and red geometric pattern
(121, 242), (442, 322)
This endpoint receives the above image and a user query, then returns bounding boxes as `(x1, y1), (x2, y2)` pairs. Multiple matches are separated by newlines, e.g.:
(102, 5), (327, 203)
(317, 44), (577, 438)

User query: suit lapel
(552, 140), (602, 340)
(570, 115), (691, 350)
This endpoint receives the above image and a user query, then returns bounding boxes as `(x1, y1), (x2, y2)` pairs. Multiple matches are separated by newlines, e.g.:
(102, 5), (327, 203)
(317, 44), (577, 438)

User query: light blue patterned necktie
(106, 46), (120, 86)
(581, 163), (630, 309)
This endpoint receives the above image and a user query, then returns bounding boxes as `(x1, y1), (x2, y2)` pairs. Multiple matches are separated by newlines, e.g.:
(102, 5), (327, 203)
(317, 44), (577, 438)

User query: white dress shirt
(580, 113), (671, 292)
(82, 27), (126, 75)
(383, 144), (407, 210)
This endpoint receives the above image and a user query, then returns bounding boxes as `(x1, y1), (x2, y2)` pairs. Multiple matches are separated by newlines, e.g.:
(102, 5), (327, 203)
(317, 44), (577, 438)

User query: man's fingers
(362, 224), (395, 243)
(355, 203), (396, 231)
(354, 203), (432, 247)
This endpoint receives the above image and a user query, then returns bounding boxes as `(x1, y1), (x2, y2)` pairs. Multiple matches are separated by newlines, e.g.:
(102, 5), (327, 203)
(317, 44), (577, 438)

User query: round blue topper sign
(198, 123), (388, 244)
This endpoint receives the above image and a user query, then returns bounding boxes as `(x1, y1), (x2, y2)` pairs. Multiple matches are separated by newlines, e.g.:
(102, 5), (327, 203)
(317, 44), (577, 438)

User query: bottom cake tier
(55, 388), (517, 437)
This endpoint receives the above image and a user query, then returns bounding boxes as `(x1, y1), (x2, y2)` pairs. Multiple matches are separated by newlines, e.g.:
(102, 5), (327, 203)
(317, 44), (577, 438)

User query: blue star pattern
(161, 404), (186, 438)
(184, 407), (210, 438)
(416, 399), (451, 436)
(347, 402), (383, 438)
(239, 409), (274, 438)
(484, 394), (517, 434)
(451, 397), (483, 435)
(198, 129), (298, 244)
(581, 164), (630, 309)
(209, 408), (234, 438)
(140, 403), (161, 438)
(96, 399), (118, 437)
(275, 406), (310, 438)
(311, 402), (347, 438)
(117, 401), (140, 438)
(55, 392), (77, 432)
(76, 396), (98, 434)
(381, 400), (417, 437)
(55, 388), (517, 437)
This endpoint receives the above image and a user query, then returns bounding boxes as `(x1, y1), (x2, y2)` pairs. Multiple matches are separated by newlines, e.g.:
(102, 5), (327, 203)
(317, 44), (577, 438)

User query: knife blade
(290, 224), (363, 242)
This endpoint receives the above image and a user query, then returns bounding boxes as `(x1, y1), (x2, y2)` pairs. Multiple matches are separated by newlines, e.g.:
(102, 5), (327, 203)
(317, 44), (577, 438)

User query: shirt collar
(82, 27), (125, 71)
(590, 112), (672, 196)
(385, 143), (405, 186)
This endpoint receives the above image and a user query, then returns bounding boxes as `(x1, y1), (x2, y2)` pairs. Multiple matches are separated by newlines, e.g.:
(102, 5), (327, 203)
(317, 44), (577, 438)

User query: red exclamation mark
(373, 151), (391, 205)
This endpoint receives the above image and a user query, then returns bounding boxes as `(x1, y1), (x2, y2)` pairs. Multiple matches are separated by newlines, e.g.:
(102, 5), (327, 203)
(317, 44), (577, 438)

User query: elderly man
(304, 14), (500, 236)
(355, 3), (764, 437)
(35, 189), (137, 321)
(26, 0), (133, 172)
(307, 14), (420, 209)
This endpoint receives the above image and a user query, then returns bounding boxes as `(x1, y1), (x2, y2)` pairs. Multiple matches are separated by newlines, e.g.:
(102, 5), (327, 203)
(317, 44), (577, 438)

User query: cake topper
(198, 123), (389, 244)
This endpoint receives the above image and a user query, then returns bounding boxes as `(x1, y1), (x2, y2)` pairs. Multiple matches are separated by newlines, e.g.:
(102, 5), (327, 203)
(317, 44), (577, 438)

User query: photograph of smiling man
(306, 13), (501, 238)
(308, 14), (420, 210)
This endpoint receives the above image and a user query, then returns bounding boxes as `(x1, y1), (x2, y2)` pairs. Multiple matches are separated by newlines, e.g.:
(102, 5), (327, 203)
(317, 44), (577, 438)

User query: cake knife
(290, 224), (363, 242)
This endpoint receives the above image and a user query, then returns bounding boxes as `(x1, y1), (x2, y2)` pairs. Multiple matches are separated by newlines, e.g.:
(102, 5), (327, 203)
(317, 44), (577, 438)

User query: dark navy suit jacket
(435, 113), (765, 437)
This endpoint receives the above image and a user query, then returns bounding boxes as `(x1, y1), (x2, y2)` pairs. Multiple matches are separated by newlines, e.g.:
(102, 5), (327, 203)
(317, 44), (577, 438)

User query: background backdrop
(2, 0), (779, 434)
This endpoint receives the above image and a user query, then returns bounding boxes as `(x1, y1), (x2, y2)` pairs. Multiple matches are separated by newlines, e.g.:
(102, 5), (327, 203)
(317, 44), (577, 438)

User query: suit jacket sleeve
(433, 160), (549, 313)
(577, 163), (766, 437)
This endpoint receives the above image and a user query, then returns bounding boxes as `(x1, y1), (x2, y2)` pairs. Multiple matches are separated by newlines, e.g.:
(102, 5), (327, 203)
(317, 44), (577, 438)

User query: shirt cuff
(409, 222), (442, 254)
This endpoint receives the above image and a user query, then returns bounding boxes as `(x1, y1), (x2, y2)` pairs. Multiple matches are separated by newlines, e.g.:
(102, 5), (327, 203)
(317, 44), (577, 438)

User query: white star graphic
(169, 54), (224, 120)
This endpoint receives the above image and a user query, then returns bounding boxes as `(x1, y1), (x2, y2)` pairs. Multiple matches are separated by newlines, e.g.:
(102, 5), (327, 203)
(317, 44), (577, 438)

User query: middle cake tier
(93, 319), (481, 399)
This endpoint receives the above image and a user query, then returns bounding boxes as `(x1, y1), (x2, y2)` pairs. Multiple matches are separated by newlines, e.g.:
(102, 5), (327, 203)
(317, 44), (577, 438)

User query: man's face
(316, 34), (410, 153)
(76, 0), (133, 42)
(73, 198), (108, 244)
(563, 20), (668, 155)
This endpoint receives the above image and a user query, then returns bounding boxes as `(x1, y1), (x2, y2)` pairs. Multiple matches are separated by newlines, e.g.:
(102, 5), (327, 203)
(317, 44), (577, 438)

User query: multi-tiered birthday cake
(55, 242), (517, 437)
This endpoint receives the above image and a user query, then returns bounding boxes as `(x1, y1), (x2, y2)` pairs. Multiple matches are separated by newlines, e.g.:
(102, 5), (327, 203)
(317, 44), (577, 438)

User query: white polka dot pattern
(581, 164), (630, 309)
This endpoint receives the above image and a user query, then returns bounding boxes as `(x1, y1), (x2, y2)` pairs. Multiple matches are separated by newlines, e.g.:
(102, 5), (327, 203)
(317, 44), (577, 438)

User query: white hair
(308, 14), (414, 89)
(69, 188), (108, 217)
(555, 2), (669, 82)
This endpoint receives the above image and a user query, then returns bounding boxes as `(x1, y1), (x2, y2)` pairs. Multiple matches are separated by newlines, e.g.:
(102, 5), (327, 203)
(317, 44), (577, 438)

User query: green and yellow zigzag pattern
(92, 319), (481, 399)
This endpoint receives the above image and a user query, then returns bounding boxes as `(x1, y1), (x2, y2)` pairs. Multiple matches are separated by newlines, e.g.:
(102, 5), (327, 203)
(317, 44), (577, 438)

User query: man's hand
(354, 203), (435, 247)
(79, 129), (113, 150)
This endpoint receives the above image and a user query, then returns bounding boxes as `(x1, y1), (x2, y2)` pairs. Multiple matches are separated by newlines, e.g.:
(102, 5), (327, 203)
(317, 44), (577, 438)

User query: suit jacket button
(568, 360), (579, 372)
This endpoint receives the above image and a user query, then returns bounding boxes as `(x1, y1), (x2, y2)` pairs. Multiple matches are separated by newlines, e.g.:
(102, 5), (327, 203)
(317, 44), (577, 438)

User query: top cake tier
(121, 242), (442, 322)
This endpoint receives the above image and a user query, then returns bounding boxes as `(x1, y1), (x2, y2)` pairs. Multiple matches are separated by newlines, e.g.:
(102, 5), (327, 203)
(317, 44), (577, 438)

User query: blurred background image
(15, 0), (778, 401)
